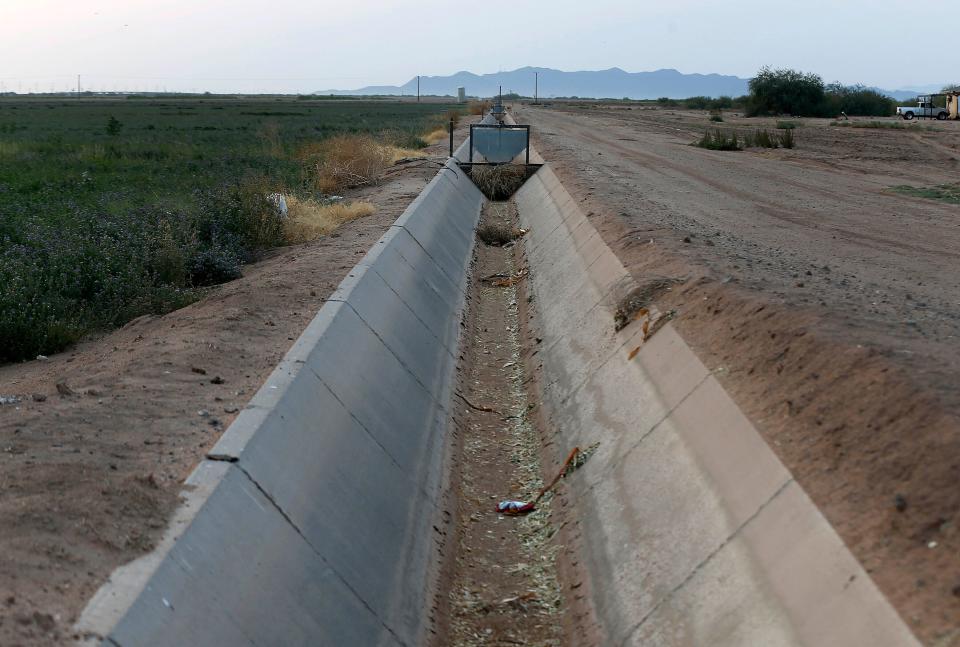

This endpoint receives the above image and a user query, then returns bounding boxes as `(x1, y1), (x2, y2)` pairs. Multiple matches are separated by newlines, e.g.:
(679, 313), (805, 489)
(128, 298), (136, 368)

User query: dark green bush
(188, 243), (242, 286)
(824, 84), (895, 117)
(746, 67), (896, 117)
(747, 67), (825, 116)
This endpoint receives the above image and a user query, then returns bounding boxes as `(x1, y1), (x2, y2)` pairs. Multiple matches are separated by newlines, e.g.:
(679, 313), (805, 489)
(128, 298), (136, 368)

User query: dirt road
(517, 104), (960, 645)
(521, 106), (960, 369)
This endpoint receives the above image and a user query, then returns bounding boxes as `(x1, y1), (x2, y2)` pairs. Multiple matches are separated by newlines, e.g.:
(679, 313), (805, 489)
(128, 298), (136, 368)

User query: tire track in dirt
(534, 109), (960, 259)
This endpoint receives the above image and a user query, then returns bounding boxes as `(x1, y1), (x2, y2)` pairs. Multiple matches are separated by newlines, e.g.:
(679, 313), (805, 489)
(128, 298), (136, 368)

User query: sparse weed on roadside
(888, 183), (960, 204)
(779, 127), (795, 148)
(830, 120), (905, 129)
(694, 130), (741, 151)
(694, 127), (795, 151)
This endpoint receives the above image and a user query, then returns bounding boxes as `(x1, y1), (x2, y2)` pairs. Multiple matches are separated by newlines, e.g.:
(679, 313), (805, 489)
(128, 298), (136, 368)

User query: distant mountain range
(316, 66), (937, 101)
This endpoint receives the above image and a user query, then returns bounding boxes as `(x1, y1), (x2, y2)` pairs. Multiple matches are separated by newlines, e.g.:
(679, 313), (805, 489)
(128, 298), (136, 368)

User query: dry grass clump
(469, 164), (529, 200)
(308, 134), (427, 193)
(283, 197), (376, 243)
(422, 127), (448, 145)
(477, 222), (524, 246)
(468, 100), (492, 116)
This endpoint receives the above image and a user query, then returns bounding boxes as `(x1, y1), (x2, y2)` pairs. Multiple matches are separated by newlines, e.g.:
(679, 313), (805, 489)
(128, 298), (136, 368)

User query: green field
(0, 96), (457, 362)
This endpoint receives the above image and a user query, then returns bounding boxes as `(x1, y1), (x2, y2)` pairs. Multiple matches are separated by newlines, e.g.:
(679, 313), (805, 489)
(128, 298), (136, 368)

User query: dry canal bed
(435, 199), (566, 646)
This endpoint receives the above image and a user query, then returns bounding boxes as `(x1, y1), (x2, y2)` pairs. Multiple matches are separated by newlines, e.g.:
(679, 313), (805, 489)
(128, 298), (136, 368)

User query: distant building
(457, 87), (466, 103)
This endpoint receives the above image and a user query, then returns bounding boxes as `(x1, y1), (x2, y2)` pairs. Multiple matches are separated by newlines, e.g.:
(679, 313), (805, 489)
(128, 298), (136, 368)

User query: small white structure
(457, 87), (466, 103)
(266, 193), (288, 218)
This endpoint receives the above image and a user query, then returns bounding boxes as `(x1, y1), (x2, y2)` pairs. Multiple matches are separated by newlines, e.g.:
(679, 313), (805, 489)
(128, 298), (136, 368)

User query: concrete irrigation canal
(75, 113), (920, 646)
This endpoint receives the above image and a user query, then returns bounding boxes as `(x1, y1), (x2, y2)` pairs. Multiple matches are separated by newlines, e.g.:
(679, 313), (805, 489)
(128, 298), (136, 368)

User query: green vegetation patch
(694, 128), (795, 151)
(888, 183), (960, 204)
(0, 97), (456, 361)
(747, 67), (896, 117)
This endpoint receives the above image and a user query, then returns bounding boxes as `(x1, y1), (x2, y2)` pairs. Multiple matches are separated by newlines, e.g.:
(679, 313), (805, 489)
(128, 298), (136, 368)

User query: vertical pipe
(525, 127), (530, 165)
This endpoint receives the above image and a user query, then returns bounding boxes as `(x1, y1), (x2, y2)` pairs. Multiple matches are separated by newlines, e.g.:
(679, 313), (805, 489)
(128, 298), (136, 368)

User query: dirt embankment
(0, 124), (470, 645)
(518, 104), (960, 646)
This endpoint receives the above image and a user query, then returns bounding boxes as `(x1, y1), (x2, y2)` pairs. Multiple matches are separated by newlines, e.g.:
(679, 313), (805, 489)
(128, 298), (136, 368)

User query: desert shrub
(746, 129), (776, 148)
(747, 67), (896, 117)
(709, 110), (724, 122)
(779, 128), (795, 149)
(747, 67), (826, 116)
(776, 121), (799, 129)
(299, 135), (426, 193)
(694, 130), (741, 151)
(685, 96), (710, 110)
(741, 128), (795, 149)
(312, 134), (394, 193)
(824, 84), (895, 117)
(445, 108), (463, 125)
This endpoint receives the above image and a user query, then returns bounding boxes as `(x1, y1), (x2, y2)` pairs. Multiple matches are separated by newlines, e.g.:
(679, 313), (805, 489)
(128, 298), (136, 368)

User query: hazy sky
(3, 0), (957, 94)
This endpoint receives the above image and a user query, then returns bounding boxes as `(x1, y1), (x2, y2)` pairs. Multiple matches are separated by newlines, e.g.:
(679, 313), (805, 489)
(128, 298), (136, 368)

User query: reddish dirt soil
(0, 132), (466, 645)
(517, 104), (960, 646)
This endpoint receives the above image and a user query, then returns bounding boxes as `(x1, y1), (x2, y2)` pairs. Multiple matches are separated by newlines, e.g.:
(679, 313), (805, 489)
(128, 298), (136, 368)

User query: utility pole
(417, 75), (420, 103)
(534, 71), (538, 104)
(77, 74), (81, 94)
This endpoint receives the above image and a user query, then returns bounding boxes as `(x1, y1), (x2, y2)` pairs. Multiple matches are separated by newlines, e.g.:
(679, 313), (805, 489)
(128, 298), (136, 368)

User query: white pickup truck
(897, 97), (948, 120)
